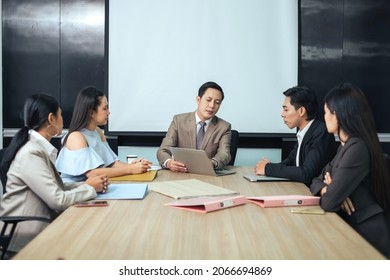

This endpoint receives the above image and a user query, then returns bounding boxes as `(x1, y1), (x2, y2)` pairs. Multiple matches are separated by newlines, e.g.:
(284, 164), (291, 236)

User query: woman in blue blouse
(56, 86), (152, 182)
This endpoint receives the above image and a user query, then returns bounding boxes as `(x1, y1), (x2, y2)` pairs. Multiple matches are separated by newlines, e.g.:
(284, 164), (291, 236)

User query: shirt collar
(195, 111), (212, 126)
(29, 129), (58, 164)
(297, 119), (314, 142)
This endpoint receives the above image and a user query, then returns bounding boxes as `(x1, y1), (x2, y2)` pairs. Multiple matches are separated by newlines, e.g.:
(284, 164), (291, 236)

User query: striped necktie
(196, 121), (206, 149)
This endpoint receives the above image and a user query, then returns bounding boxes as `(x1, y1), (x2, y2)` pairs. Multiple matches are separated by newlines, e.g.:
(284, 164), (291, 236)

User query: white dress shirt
(295, 119), (314, 166)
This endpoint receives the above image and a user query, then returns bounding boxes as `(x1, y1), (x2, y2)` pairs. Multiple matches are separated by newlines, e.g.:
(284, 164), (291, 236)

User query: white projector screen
(108, 0), (298, 134)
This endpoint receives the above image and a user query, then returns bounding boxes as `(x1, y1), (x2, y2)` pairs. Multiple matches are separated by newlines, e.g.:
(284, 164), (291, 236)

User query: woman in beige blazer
(0, 94), (108, 253)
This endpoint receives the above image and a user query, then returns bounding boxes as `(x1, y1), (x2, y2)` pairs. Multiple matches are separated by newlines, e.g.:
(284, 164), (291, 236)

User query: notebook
(95, 183), (148, 200)
(169, 147), (236, 176)
(109, 170), (158, 182)
(165, 195), (246, 213)
(243, 174), (290, 182)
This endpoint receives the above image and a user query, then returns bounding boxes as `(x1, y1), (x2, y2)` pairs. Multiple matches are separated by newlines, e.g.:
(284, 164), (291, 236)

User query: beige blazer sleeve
(19, 146), (96, 211)
(0, 137), (97, 252)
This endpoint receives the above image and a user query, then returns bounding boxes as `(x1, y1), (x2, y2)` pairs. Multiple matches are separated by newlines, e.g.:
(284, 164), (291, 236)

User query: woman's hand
(128, 160), (151, 174)
(341, 197), (355, 215)
(320, 172), (331, 195)
(86, 175), (109, 193)
(131, 157), (151, 165)
(322, 172), (355, 215)
(323, 171), (332, 185)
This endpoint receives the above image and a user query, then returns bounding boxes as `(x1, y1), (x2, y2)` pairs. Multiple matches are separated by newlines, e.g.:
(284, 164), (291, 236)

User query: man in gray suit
(157, 81), (231, 172)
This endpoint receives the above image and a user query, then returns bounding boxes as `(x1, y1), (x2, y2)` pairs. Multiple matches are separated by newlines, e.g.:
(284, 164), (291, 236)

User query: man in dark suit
(157, 81), (231, 172)
(255, 86), (337, 186)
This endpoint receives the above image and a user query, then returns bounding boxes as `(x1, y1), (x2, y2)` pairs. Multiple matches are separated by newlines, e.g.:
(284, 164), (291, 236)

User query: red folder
(246, 195), (320, 208)
(165, 195), (246, 213)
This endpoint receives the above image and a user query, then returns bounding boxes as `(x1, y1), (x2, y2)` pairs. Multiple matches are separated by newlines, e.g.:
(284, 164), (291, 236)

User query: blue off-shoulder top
(56, 128), (119, 182)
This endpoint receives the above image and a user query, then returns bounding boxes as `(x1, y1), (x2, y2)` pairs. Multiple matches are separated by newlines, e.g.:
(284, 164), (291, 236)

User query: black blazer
(265, 119), (337, 186)
(311, 137), (390, 258)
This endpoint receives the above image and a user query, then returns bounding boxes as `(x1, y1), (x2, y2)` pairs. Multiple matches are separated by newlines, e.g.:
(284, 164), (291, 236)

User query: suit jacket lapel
(201, 116), (217, 149)
(188, 112), (197, 149)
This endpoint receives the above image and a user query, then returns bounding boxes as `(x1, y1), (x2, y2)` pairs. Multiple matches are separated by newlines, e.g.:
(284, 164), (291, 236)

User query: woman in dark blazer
(310, 83), (390, 258)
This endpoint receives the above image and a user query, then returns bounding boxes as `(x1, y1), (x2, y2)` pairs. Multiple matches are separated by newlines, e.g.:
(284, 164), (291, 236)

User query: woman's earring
(46, 124), (59, 138)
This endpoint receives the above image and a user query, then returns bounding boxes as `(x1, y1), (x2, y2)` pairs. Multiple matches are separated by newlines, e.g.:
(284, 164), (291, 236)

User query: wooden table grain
(13, 167), (385, 260)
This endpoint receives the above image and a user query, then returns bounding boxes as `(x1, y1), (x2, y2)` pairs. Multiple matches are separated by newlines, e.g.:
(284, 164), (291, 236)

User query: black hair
(283, 86), (318, 120)
(63, 86), (105, 145)
(198, 81), (224, 101)
(325, 83), (390, 211)
(1, 94), (60, 173)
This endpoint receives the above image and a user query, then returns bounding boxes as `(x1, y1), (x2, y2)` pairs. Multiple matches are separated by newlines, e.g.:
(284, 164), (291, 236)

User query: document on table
(96, 183), (148, 200)
(109, 170), (158, 182)
(148, 179), (238, 199)
(149, 165), (162, 171)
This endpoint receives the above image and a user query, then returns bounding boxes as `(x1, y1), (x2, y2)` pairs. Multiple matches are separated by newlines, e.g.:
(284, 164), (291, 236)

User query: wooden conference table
(14, 166), (385, 260)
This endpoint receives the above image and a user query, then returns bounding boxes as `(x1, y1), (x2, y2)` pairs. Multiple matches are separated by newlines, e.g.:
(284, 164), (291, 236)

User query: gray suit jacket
(0, 135), (96, 252)
(311, 137), (390, 257)
(157, 112), (232, 168)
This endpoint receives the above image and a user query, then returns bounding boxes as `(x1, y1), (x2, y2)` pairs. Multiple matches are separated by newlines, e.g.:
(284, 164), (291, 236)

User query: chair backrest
(228, 130), (239, 166)
(383, 153), (390, 173)
(0, 149), (8, 194)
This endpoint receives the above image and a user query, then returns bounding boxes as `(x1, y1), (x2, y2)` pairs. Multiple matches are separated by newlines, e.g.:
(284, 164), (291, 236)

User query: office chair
(0, 148), (51, 259)
(0, 148), (7, 195)
(384, 153), (390, 172)
(228, 130), (239, 166)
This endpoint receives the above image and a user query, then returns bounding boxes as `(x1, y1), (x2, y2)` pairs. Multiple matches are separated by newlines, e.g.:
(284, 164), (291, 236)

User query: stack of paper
(149, 179), (238, 199)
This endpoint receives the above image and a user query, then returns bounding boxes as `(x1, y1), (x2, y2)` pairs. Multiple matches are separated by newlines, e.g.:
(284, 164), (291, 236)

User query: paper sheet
(96, 183), (148, 200)
(149, 179), (238, 199)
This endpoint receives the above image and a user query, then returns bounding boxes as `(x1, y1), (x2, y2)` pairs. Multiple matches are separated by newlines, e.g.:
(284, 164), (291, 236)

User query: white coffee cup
(126, 154), (138, 163)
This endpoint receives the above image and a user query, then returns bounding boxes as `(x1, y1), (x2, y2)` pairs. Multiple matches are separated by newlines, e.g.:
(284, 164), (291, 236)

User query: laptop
(169, 147), (236, 176)
(243, 174), (290, 182)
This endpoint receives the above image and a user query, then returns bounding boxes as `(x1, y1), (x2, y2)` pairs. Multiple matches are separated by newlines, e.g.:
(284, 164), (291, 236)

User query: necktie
(196, 121), (206, 149)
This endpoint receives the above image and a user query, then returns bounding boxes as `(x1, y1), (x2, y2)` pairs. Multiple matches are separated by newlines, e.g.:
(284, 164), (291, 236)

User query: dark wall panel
(342, 0), (390, 133)
(2, 0), (105, 128)
(300, 0), (390, 134)
(60, 0), (105, 127)
(2, 0), (60, 127)
(299, 0), (344, 118)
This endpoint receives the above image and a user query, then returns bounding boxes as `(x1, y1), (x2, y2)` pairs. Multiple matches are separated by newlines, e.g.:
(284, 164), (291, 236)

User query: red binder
(246, 195), (320, 208)
(165, 195), (246, 213)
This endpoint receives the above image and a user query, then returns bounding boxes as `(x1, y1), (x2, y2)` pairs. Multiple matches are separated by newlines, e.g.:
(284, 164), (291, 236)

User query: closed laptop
(243, 174), (290, 182)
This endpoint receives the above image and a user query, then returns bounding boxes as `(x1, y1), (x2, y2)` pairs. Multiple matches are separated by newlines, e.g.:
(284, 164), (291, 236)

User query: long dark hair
(1, 94), (60, 172)
(325, 83), (390, 211)
(63, 86), (105, 145)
